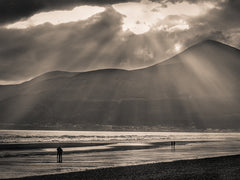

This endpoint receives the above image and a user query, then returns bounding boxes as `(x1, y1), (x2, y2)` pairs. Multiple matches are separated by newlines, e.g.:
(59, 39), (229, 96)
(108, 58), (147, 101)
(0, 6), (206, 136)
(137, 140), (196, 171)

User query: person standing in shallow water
(57, 147), (63, 163)
(170, 141), (176, 152)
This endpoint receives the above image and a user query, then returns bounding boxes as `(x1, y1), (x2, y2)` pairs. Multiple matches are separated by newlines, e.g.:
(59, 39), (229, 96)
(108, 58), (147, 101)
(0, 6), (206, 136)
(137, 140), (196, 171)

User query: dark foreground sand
(10, 155), (240, 180)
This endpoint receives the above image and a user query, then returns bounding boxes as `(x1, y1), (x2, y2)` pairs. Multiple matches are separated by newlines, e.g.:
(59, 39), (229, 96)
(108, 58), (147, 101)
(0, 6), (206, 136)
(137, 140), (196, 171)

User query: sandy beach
(1, 131), (240, 179)
(8, 154), (240, 180)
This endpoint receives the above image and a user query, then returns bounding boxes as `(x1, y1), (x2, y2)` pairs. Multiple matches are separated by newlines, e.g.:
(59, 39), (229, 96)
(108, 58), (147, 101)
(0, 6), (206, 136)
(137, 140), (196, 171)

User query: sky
(0, 0), (239, 84)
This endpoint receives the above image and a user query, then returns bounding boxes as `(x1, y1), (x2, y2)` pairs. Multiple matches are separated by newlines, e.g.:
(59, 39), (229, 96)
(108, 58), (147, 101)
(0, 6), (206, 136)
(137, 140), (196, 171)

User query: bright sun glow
(6, 6), (105, 29)
(175, 43), (182, 52)
(112, 0), (215, 34)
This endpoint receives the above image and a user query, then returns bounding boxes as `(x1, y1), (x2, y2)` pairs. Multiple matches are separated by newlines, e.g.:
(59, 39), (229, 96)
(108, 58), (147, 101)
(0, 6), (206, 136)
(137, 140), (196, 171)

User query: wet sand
(9, 155), (240, 180)
(0, 141), (200, 158)
(0, 143), (111, 151)
(1, 131), (239, 179)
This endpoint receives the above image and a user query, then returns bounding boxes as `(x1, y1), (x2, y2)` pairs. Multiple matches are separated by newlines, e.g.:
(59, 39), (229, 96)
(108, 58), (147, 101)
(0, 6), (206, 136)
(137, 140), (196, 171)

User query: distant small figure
(57, 146), (63, 163)
(170, 141), (176, 152)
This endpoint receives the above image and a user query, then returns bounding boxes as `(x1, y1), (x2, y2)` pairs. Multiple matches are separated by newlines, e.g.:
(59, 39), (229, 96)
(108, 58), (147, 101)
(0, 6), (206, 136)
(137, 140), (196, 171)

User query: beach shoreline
(7, 154), (240, 180)
(0, 141), (207, 158)
(1, 131), (239, 179)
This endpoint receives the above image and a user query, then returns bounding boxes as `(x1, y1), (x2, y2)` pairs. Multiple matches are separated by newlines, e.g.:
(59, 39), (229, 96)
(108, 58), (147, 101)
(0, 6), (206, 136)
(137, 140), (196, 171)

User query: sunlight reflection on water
(0, 130), (239, 179)
(1, 130), (238, 143)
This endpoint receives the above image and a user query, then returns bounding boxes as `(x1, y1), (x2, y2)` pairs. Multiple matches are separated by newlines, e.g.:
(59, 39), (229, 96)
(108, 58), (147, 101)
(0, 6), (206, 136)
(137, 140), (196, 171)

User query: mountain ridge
(0, 40), (240, 131)
(27, 39), (240, 83)
(3, 39), (237, 87)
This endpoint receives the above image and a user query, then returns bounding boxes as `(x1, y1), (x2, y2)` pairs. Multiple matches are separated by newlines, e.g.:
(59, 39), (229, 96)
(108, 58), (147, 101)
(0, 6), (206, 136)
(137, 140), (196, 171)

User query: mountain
(0, 40), (240, 131)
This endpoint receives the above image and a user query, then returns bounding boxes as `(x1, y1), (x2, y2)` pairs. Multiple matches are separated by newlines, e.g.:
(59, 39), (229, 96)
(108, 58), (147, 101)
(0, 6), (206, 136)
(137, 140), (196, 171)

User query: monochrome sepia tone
(0, 0), (239, 179)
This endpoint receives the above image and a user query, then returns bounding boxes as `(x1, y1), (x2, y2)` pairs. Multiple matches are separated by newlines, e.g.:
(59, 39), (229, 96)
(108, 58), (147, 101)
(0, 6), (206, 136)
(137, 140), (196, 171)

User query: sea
(0, 130), (239, 179)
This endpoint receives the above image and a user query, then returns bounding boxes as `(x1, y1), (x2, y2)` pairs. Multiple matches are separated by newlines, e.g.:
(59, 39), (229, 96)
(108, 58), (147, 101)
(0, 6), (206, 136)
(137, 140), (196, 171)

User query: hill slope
(0, 40), (240, 131)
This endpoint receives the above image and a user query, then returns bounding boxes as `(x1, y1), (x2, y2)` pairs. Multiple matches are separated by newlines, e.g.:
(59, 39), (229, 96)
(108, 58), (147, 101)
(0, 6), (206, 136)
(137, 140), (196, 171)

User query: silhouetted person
(171, 141), (176, 152)
(57, 147), (63, 163)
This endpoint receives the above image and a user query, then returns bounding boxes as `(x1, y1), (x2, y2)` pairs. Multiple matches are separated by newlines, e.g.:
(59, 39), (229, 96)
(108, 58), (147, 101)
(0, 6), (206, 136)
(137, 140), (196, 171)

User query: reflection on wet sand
(0, 131), (239, 179)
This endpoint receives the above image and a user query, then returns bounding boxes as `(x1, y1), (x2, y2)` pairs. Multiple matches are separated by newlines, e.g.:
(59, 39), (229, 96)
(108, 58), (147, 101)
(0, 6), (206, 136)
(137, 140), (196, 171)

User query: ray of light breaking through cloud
(0, 0), (239, 84)
(112, 0), (217, 34)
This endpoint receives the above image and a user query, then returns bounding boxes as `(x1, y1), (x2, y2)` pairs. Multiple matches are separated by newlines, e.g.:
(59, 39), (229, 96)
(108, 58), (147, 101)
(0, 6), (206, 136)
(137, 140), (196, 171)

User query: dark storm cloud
(0, 0), (239, 83)
(2, 0), (238, 25)
(147, 0), (240, 49)
(150, 0), (240, 15)
(151, 0), (237, 4)
(184, 0), (240, 48)
(0, 0), (140, 25)
(0, 7), (158, 82)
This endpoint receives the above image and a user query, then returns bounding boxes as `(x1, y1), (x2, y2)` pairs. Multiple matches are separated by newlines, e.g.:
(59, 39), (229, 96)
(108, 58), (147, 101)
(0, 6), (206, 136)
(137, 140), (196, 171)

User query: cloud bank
(6, 6), (105, 29)
(113, 0), (215, 34)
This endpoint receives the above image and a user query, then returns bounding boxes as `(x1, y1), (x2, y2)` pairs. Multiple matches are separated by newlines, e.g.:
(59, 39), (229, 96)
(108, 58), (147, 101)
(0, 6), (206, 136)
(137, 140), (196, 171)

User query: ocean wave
(1, 130), (239, 144)
(0, 134), (169, 144)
